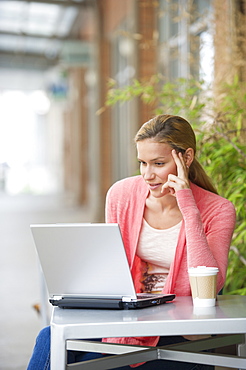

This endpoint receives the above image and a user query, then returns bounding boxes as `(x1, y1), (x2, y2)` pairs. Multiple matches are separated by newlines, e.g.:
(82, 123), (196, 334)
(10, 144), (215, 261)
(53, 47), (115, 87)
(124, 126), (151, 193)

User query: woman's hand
(161, 150), (190, 196)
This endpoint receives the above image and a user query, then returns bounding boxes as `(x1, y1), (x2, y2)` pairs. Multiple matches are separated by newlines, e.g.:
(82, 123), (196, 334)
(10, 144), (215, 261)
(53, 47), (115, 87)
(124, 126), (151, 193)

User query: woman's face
(137, 139), (178, 198)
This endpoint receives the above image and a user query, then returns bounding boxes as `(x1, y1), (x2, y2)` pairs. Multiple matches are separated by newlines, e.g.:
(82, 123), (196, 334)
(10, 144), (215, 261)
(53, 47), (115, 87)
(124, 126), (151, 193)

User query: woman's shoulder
(109, 175), (146, 191)
(107, 175), (147, 197)
(190, 183), (236, 213)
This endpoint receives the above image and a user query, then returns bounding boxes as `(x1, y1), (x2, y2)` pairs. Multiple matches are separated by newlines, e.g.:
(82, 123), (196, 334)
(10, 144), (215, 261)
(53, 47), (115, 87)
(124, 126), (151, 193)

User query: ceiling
(0, 0), (93, 71)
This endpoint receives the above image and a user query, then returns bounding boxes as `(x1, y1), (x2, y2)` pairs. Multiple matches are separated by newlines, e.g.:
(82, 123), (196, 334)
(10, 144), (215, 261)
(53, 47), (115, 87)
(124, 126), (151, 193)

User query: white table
(50, 295), (246, 370)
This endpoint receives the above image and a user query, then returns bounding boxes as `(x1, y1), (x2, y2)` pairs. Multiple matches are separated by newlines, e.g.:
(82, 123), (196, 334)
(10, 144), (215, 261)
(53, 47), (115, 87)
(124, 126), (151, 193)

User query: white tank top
(136, 218), (182, 293)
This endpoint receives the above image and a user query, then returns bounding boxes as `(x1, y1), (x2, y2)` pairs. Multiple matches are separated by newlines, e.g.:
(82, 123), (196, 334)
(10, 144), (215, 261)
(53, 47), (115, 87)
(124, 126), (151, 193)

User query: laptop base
(49, 294), (175, 310)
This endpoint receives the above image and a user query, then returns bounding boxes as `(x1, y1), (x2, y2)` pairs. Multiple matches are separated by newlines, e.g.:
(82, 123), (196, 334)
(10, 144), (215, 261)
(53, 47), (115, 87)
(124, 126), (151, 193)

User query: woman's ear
(184, 148), (194, 168)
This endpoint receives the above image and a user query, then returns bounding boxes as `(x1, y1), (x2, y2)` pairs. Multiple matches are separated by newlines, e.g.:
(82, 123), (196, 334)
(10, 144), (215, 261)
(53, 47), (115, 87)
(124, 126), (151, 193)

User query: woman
(27, 114), (236, 370)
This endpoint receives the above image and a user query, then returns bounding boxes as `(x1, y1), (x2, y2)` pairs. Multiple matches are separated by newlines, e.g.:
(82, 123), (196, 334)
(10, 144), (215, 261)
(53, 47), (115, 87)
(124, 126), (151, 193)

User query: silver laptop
(30, 223), (175, 309)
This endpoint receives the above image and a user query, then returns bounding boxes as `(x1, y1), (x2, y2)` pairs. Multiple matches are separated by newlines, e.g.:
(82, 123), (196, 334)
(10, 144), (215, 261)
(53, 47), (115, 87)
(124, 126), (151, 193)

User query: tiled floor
(0, 192), (93, 370)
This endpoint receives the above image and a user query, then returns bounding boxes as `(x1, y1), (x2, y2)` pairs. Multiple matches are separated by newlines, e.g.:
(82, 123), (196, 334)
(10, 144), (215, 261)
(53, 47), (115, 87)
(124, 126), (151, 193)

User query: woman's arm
(177, 188), (236, 291)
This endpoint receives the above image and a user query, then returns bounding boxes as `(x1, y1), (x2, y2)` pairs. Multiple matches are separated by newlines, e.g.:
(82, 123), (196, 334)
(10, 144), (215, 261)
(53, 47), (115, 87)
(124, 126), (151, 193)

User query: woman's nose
(143, 165), (155, 180)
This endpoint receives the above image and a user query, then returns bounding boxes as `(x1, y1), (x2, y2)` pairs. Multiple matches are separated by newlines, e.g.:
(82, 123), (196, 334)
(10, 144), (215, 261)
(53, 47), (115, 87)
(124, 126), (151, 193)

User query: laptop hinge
(122, 296), (134, 302)
(52, 295), (63, 300)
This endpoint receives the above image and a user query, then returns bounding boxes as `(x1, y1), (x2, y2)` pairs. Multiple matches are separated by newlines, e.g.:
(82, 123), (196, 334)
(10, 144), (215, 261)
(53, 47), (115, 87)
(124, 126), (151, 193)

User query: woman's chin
(150, 188), (169, 198)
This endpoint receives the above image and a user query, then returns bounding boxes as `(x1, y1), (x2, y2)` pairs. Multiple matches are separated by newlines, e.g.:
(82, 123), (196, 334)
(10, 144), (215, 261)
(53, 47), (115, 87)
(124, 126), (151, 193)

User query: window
(158, 0), (213, 83)
(111, 19), (138, 181)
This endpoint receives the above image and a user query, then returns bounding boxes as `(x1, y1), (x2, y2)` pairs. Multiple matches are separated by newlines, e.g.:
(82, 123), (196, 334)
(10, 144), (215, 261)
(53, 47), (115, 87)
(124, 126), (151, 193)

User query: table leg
(238, 333), (246, 370)
(51, 324), (66, 370)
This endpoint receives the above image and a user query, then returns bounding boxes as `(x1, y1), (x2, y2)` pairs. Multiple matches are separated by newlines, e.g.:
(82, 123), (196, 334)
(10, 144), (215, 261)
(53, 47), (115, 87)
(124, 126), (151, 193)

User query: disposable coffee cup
(193, 306), (216, 317)
(188, 266), (219, 307)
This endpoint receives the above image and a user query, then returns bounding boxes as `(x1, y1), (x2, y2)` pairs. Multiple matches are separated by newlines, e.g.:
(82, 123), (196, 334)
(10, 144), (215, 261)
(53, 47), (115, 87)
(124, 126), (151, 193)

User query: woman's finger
(171, 150), (186, 178)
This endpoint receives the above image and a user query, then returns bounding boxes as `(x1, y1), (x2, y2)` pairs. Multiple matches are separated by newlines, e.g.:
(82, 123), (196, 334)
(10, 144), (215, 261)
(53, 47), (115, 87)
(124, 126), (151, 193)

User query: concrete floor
(0, 192), (93, 370)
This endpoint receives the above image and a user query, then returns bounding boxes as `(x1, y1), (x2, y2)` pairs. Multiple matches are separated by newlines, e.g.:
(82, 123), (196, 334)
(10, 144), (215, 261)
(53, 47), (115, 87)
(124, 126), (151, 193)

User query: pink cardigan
(102, 175), (236, 351)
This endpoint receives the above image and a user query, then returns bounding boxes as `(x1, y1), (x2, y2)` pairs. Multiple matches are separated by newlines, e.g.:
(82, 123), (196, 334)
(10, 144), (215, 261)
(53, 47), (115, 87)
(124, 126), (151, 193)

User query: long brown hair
(135, 114), (218, 194)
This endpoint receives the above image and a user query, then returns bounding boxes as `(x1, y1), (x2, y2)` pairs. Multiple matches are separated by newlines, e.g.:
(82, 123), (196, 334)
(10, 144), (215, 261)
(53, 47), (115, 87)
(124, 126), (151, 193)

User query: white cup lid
(188, 266), (219, 276)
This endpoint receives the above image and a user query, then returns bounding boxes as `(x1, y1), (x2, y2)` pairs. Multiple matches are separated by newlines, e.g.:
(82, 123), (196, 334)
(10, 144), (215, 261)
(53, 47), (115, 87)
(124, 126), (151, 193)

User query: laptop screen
(31, 223), (137, 300)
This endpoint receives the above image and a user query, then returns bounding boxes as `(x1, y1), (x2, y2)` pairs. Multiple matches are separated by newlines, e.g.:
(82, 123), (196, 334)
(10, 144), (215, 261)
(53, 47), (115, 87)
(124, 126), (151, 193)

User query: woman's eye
(155, 162), (165, 166)
(138, 160), (146, 165)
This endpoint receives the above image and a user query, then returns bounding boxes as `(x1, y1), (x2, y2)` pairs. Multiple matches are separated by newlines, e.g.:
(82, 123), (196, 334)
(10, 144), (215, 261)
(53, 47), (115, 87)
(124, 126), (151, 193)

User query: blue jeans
(27, 326), (214, 370)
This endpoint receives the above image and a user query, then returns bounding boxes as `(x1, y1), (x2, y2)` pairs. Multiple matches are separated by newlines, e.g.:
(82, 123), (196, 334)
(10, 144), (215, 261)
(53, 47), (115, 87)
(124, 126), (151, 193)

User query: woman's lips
(148, 183), (162, 190)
